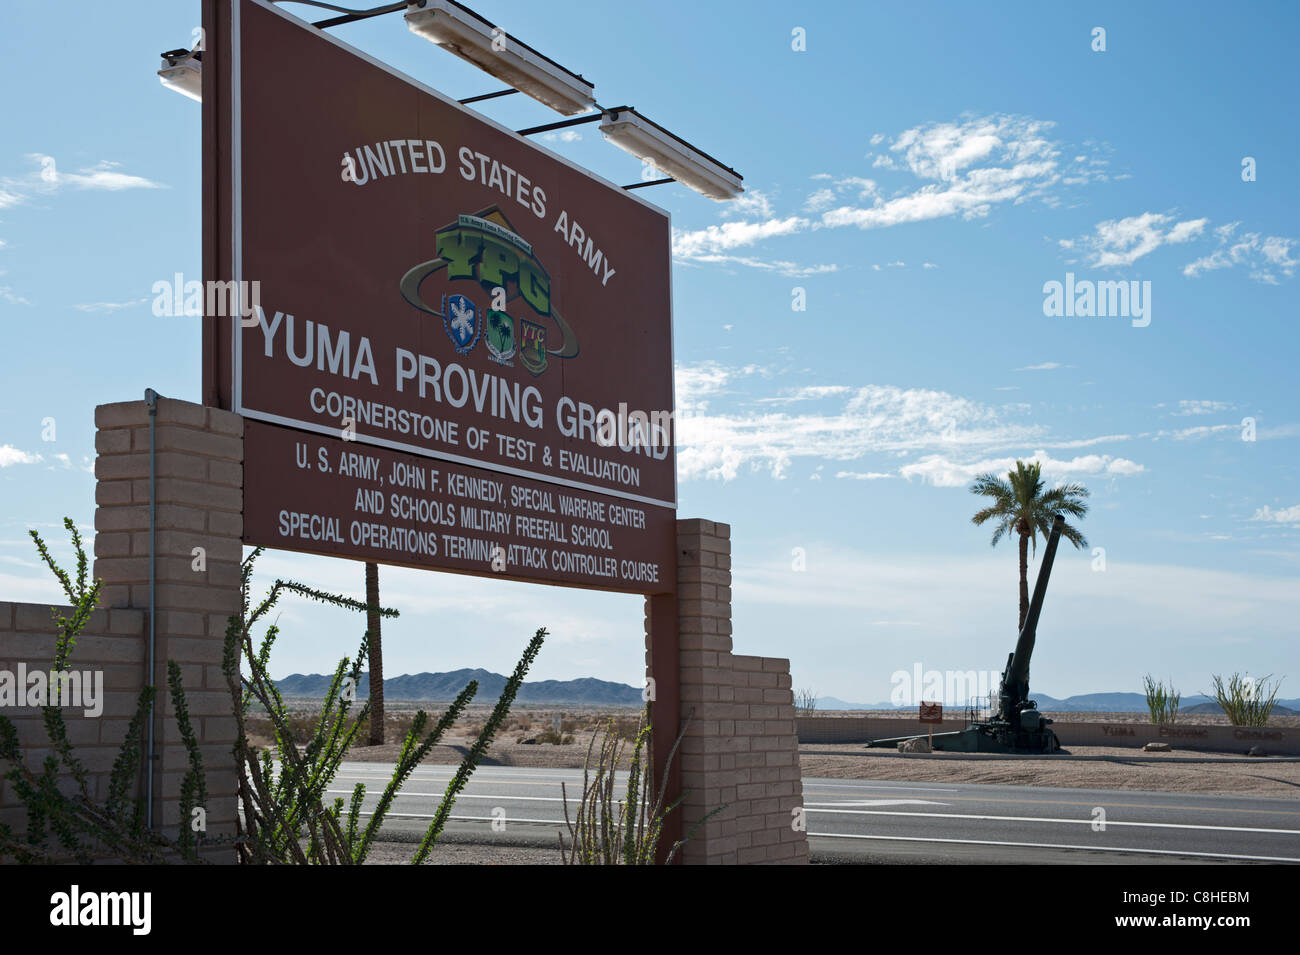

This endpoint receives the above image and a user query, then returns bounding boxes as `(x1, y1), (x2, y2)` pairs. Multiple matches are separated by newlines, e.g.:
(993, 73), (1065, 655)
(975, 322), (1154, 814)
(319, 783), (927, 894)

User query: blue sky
(1, 1), (1297, 703)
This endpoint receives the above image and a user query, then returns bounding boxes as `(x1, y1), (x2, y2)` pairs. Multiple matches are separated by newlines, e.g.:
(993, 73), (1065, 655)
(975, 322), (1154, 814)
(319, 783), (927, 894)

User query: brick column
(93, 397), (243, 854)
(658, 518), (809, 865)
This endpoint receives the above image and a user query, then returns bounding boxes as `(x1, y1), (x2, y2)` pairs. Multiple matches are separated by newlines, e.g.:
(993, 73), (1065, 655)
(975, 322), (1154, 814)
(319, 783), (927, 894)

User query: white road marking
(806, 799), (949, 808)
(327, 788), (567, 804)
(803, 806), (1300, 835)
(802, 784), (960, 793)
(356, 810), (563, 825)
(805, 831), (1300, 864)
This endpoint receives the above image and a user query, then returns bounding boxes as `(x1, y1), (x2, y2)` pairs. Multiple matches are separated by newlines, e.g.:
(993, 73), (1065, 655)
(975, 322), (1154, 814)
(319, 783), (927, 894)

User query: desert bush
(603, 715), (642, 742)
(1210, 672), (1282, 727)
(1142, 675), (1180, 725)
(0, 520), (210, 864)
(535, 728), (573, 745)
(795, 688), (817, 714)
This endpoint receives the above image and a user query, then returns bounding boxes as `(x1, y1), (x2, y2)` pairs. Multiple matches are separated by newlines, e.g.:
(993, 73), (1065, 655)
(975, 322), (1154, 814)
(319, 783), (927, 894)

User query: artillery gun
(868, 514), (1066, 754)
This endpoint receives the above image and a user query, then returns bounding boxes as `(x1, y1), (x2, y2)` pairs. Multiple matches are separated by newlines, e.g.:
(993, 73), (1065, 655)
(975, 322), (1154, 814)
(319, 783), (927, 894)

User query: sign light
(405, 0), (596, 116)
(600, 107), (744, 201)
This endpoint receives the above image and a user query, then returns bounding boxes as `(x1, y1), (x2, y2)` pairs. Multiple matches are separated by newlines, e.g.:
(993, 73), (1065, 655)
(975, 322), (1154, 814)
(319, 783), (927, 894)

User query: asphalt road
(329, 761), (1300, 864)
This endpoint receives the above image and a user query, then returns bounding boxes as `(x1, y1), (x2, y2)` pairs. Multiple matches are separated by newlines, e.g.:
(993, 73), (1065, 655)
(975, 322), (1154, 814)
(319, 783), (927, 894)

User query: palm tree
(365, 561), (385, 745)
(969, 460), (1089, 630)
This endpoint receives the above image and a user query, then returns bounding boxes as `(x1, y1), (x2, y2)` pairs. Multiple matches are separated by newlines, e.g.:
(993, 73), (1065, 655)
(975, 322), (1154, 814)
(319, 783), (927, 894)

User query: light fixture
(158, 48), (202, 101)
(405, 0), (595, 116)
(599, 107), (743, 201)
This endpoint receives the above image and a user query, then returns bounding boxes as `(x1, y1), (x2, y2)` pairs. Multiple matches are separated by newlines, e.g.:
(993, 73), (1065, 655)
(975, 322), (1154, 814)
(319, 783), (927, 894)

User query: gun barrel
(1007, 514), (1065, 687)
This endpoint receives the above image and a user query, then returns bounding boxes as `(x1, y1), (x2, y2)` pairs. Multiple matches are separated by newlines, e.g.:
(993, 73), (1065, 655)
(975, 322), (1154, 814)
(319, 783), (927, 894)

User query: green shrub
(1209, 672), (1282, 727)
(558, 711), (718, 865)
(225, 547), (546, 864)
(1142, 674), (1180, 725)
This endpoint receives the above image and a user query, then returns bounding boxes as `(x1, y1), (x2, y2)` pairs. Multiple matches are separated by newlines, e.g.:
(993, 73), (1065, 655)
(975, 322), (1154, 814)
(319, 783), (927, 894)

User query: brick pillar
(93, 397), (243, 855)
(661, 519), (809, 865)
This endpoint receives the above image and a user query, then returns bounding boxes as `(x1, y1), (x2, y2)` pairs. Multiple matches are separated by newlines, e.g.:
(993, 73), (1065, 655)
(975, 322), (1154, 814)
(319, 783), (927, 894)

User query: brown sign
(205, 1), (677, 590)
(918, 701), (943, 723)
(243, 422), (674, 592)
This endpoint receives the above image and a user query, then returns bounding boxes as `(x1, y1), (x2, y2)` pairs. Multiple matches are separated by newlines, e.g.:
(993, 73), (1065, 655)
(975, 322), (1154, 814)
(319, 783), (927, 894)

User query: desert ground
(251, 702), (1300, 799)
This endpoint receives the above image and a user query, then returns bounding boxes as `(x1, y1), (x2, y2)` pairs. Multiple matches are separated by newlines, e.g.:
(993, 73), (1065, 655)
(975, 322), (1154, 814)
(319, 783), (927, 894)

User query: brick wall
(0, 603), (148, 837)
(91, 397), (242, 848)
(651, 519), (809, 865)
(1, 398), (244, 859)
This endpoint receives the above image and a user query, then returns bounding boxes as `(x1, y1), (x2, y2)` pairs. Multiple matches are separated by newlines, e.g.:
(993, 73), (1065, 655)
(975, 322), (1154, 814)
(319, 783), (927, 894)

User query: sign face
(918, 701), (943, 724)
(206, 0), (676, 592)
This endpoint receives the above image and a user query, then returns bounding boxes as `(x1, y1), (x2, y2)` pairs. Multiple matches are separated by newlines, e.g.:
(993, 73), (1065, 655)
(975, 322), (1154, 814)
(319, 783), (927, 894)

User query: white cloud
(899, 449), (1144, 488)
(673, 363), (1045, 482)
(1183, 222), (1297, 284)
(73, 297), (150, 313)
(1016, 361), (1062, 371)
(1168, 423), (1238, 440)
(836, 471), (894, 480)
(1071, 212), (1207, 268)
(1174, 399), (1231, 416)
(804, 188), (835, 212)
(0, 154), (164, 213)
(681, 253), (838, 277)
(823, 114), (1096, 232)
(0, 445), (43, 467)
(0, 285), (31, 306)
(1251, 504), (1300, 525)
(722, 189), (774, 219)
(539, 130), (582, 143)
(674, 113), (1106, 274)
(672, 216), (808, 257)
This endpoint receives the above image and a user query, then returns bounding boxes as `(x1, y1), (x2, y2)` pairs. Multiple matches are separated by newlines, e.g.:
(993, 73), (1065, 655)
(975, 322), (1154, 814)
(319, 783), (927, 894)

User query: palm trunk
(1017, 531), (1030, 631)
(365, 561), (384, 745)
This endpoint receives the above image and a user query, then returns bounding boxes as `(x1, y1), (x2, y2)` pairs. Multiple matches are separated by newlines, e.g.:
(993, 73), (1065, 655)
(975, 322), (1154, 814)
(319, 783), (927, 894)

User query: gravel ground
(363, 841), (561, 865)
(342, 734), (636, 769)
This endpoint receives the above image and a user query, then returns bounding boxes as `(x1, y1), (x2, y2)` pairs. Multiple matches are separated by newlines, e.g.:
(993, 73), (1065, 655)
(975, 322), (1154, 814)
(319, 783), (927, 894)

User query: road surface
(328, 761), (1300, 864)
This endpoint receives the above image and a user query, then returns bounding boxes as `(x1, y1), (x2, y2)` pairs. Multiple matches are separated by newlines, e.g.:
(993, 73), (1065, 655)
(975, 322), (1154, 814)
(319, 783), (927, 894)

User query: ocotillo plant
(0, 519), (209, 864)
(1209, 672), (1282, 727)
(558, 711), (717, 865)
(224, 547), (546, 864)
(1142, 674), (1180, 725)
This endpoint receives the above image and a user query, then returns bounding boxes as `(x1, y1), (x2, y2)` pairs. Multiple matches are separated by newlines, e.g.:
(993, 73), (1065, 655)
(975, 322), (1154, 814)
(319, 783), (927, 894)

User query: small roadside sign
(919, 701), (943, 723)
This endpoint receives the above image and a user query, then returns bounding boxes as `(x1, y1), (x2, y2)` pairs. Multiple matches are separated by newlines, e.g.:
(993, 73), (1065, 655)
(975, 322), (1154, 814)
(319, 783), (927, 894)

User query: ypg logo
(400, 206), (578, 376)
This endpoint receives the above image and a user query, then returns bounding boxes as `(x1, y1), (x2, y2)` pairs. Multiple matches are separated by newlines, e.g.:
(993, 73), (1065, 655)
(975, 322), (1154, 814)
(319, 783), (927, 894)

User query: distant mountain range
(814, 692), (1300, 715)
(271, 673), (1297, 713)
(274, 668), (643, 706)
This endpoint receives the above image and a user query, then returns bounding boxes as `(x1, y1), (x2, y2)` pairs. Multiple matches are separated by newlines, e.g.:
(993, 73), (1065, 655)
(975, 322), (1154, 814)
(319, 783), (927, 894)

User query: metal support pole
(623, 177), (674, 190)
(459, 88), (519, 104)
(144, 388), (161, 830)
(516, 113), (602, 136)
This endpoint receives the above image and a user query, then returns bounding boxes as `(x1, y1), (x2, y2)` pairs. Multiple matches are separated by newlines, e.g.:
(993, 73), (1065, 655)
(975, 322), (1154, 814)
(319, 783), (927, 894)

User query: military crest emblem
(485, 309), (516, 366)
(441, 293), (481, 354)
(519, 318), (547, 376)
